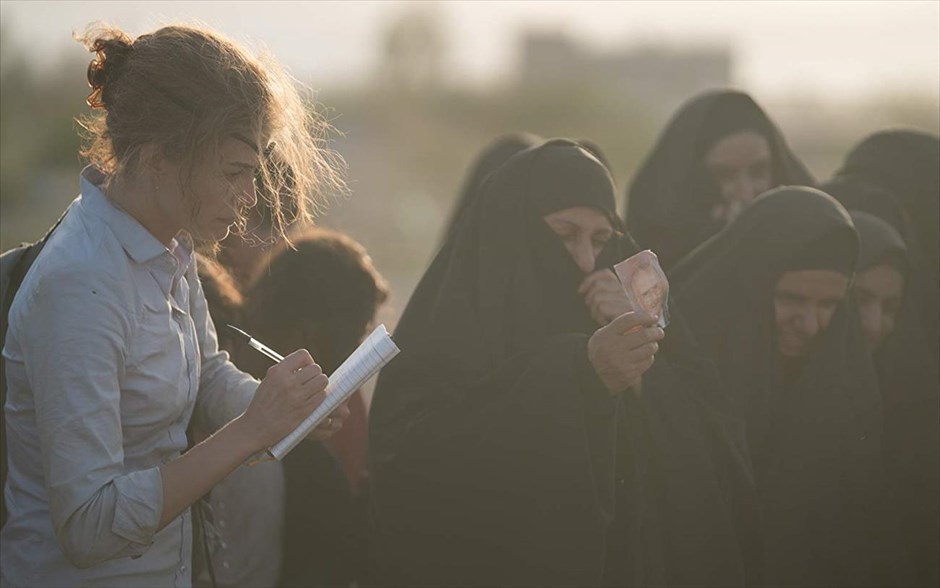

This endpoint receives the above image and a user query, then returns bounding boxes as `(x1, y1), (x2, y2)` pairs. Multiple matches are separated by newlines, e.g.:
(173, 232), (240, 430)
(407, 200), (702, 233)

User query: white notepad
(268, 324), (400, 460)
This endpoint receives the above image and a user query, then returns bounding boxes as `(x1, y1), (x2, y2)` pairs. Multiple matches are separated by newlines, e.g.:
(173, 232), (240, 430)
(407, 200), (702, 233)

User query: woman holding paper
(369, 140), (758, 586)
(1, 23), (348, 587)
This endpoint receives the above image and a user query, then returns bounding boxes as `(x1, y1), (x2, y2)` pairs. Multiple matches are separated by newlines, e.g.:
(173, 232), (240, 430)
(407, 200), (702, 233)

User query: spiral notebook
(268, 324), (400, 460)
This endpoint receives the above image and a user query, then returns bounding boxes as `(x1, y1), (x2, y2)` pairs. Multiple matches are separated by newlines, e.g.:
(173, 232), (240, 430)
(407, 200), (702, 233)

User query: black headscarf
(672, 187), (891, 587)
(850, 211), (940, 588)
(834, 129), (940, 356)
(441, 133), (543, 241)
(625, 89), (814, 269)
(578, 139), (614, 176)
(823, 177), (912, 246)
(369, 140), (623, 587)
(851, 210), (909, 275)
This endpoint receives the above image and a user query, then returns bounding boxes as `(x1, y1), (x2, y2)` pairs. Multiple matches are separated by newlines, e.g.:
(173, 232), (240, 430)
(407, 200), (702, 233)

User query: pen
(226, 324), (285, 363)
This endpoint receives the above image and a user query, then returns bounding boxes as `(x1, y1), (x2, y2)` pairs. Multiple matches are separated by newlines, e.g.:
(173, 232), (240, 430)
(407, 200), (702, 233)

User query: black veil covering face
(850, 211), (940, 588)
(368, 140), (624, 587)
(671, 187), (892, 587)
(441, 133), (543, 241)
(625, 89), (814, 269)
(834, 129), (940, 356)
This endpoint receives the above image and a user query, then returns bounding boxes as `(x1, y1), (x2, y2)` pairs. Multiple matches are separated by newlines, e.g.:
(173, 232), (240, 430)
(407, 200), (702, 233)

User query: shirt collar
(170, 233), (195, 281)
(79, 166), (178, 266)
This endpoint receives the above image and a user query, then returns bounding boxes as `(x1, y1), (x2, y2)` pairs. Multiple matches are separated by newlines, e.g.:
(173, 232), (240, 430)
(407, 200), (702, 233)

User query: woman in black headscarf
(833, 129), (940, 355)
(369, 139), (759, 587)
(625, 90), (813, 269)
(441, 133), (543, 240)
(370, 139), (662, 587)
(848, 211), (940, 588)
(671, 187), (891, 586)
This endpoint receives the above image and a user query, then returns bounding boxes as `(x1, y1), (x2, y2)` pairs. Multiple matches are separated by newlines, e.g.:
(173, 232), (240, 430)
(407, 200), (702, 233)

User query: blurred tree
(378, 5), (446, 93)
(1, 21), (33, 211)
(1, 28), (86, 248)
(1, 18), (937, 312)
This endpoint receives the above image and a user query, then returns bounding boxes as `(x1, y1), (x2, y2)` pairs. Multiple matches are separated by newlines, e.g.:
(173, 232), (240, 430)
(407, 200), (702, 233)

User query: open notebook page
(268, 324), (400, 460)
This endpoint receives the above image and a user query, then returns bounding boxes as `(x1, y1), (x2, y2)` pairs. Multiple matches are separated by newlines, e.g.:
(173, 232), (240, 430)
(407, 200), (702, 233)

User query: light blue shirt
(1, 167), (258, 587)
(193, 460), (285, 588)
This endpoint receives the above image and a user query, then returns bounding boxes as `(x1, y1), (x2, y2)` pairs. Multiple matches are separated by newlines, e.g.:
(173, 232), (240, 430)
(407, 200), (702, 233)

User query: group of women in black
(367, 90), (940, 587)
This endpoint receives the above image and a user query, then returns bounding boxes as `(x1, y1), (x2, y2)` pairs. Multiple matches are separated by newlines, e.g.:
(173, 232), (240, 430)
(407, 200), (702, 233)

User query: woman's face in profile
(158, 136), (262, 245)
(542, 206), (614, 274)
(704, 130), (773, 224)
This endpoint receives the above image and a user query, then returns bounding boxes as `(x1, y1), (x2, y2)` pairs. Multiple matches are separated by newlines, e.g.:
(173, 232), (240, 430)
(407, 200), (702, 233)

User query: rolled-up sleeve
(189, 259), (258, 434)
(18, 264), (164, 569)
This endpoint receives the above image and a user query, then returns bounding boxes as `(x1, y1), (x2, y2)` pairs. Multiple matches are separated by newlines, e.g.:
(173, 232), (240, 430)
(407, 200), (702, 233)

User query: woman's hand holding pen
(239, 349), (332, 450)
(159, 348), (349, 532)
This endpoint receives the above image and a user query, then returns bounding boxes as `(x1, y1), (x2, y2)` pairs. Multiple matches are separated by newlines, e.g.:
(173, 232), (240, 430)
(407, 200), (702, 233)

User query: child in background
(196, 228), (389, 587)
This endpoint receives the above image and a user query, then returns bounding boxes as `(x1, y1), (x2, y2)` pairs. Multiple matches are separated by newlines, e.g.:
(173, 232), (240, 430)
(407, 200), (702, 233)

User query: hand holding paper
(613, 250), (670, 329)
(579, 269), (636, 326)
(268, 324), (400, 460)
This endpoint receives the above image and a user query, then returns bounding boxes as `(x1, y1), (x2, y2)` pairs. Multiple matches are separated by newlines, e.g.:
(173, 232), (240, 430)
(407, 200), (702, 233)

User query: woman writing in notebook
(1, 23), (349, 586)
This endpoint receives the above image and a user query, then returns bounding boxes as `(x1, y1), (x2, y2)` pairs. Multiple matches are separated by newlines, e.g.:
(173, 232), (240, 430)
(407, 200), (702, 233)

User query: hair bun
(86, 35), (133, 109)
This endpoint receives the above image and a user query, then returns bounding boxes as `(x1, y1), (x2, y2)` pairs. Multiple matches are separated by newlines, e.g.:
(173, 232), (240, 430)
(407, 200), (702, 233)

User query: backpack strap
(1, 210), (67, 528)
(2, 211), (66, 321)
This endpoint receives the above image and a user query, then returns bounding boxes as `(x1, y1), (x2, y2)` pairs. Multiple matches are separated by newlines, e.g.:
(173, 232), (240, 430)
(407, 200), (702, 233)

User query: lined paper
(268, 324), (400, 460)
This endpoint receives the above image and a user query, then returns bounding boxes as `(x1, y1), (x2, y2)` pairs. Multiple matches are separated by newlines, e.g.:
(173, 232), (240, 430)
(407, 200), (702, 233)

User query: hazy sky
(2, 1), (938, 102)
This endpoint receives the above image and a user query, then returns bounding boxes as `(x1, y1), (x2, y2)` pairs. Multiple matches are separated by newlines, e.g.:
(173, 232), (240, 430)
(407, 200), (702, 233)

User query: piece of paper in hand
(613, 250), (670, 328)
(268, 324), (400, 460)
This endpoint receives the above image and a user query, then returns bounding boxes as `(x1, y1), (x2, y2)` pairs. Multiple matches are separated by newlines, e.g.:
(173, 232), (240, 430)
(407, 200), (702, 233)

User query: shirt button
(179, 565), (187, 572)
(219, 520), (226, 528)
(221, 541), (228, 549)
(223, 561), (231, 570)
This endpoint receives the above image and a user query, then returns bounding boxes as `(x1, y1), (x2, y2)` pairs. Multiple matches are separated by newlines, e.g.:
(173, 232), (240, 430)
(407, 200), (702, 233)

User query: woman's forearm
(157, 415), (262, 530)
(158, 349), (334, 530)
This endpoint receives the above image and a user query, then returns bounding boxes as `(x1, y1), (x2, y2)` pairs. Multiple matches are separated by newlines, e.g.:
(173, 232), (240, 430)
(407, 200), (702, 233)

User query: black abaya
(850, 211), (940, 587)
(370, 140), (624, 587)
(672, 187), (890, 587)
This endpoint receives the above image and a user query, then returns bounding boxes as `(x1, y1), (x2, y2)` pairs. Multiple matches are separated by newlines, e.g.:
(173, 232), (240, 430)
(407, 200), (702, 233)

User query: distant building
(518, 32), (733, 114)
